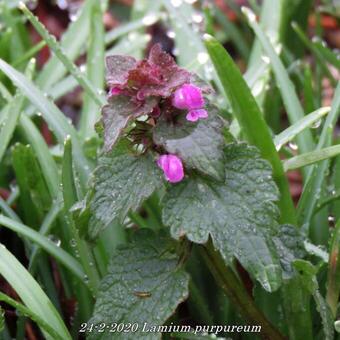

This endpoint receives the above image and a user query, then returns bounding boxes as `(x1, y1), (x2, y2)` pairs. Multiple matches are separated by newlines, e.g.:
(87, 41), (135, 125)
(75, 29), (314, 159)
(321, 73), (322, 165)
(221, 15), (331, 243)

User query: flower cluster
(104, 44), (211, 183)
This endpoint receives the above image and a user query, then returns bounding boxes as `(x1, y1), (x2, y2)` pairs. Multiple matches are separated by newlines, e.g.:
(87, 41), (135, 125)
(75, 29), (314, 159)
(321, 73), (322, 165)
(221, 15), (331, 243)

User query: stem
(188, 280), (214, 325)
(326, 219), (340, 317)
(200, 242), (286, 340)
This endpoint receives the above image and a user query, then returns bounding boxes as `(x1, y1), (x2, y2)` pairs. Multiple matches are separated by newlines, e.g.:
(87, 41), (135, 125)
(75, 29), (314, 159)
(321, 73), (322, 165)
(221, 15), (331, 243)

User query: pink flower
(186, 109), (208, 122)
(157, 154), (184, 183)
(109, 87), (123, 96)
(172, 84), (205, 110)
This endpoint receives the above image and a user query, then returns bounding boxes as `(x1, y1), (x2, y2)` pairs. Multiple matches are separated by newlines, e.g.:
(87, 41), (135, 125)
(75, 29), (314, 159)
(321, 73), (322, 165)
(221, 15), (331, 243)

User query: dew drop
(166, 30), (176, 39)
(241, 7), (256, 23)
(48, 235), (61, 247)
(261, 56), (270, 64)
(68, 4), (80, 22)
(197, 52), (209, 64)
(171, 0), (183, 7)
(311, 119), (321, 129)
(288, 142), (298, 151)
(70, 239), (77, 247)
(172, 47), (179, 56)
(328, 215), (335, 227)
(192, 13), (203, 24)
(56, 0), (68, 10)
(27, 0), (38, 10)
(142, 14), (158, 26)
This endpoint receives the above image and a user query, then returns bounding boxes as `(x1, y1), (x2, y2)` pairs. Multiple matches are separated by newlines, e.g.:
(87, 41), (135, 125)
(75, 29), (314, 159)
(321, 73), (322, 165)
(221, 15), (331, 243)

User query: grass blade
(326, 219), (340, 317)
(243, 7), (315, 154)
(0, 93), (24, 163)
(105, 15), (159, 45)
(292, 22), (337, 87)
(311, 38), (340, 70)
(204, 34), (296, 224)
(79, 1), (105, 138)
(297, 83), (340, 225)
(0, 58), (91, 184)
(36, 0), (93, 89)
(62, 137), (100, 293)
(20, 3), (105, 107)
(284, 144), (340, 171)
(0, 243), (71, 340)
(0, 214), (85, 283)
(0, 292), (62, 340)
(12, 40), (46, 67)
(214, 9), (249, 61)
(274, 107), (331, 149)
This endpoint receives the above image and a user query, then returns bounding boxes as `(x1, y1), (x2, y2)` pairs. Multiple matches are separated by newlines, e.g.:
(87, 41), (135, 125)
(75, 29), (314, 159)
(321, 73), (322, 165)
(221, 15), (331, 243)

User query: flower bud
(157, 154), (184, 183)
(109, 87), (123, 96)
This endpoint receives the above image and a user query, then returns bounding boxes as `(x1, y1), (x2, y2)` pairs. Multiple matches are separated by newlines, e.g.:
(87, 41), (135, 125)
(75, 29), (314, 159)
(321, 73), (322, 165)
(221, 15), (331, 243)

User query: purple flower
(186, 109), (208, 122)
(172, 84), (205, 110)
(109, 87), (123, 96)
(157, 154), (184, 183)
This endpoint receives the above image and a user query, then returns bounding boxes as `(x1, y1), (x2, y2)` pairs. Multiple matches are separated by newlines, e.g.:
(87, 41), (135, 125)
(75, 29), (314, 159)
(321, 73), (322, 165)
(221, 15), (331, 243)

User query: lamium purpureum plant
(72, 44), (307, 339)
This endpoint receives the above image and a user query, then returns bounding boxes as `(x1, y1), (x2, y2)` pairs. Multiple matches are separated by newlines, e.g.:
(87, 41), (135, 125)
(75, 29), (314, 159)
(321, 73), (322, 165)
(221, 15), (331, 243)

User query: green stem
(200, 242), (286, 340)
(326, 219), (340, 317)
(188, 280), (214, 326)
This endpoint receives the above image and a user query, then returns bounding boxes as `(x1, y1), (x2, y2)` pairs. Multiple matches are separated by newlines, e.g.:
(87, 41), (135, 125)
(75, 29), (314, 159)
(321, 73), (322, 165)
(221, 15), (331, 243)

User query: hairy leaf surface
(273, 224), (306, 279)
(76, 143), (163, 239)
(88, 231), (189, 340)
(163, 143), (282, 291)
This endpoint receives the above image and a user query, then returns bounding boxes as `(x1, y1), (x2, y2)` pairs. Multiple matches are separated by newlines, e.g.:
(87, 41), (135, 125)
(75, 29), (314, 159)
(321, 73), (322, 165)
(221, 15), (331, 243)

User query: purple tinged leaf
(105, 55), (137, 86)
(102, 95), (157, 152)
(157, 154), (184, 183)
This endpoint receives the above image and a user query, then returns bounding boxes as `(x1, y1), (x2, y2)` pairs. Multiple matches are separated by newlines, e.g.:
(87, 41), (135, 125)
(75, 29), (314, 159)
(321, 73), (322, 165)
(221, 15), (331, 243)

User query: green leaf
(0, 244), (71, 340)
(0, 292), (62, 340)
(273, 225), (306, 279)
(297, 83), (340, 226)
(163, 143), (282, 292)
(284, 144), (340, 171)
(88, 230), (189, 340)
(62, 137), (100, 292)
(36, 0), (93, 89)
(0, 92), (24, 163)
(292, 23), (337, 86)
(79, 0), (105, 138)
(18, 115), (60, 199)
(20, 3), (105, 107)
(0, 214), (85, 283)
(0, 58), (91, 185)
(293, 260), (334, 340)
(204, 34), (296, 225)
(326, 219), (340, 317)
(75, 143), (163, 239)
(153, 108), (225, 181)
(12, 143), (51, 226)
(274, 107), (330, 150)
(242, 7), (315, 154)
